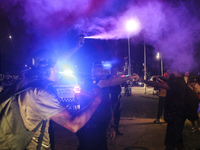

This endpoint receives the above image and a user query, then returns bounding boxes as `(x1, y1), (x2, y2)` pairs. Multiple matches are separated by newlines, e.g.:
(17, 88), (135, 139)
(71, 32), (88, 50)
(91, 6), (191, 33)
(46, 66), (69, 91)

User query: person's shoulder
(17, 79), (55, 94)
(177, 77), (186, 84)
(166, 77), (176, 86)
(81, 77), (100, 90)
(168, 77), (186, 88)
(168, 77), (183, 82)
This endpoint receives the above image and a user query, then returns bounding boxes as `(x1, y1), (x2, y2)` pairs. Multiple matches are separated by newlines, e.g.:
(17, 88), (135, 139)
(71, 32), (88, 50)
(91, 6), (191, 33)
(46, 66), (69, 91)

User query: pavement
(53, 117), (167, 150)
(52, 90), (168, 150)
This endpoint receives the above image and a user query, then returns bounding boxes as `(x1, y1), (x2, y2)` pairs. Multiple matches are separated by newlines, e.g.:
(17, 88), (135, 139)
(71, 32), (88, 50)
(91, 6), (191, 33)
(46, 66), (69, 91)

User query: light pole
(8, 28), (14, 51)
(127, 33), (131, 76)
(144, 41), (147, 93)
(156, 52), (163, 76)
(125, 19), (140, 76)
(161, 56), (163, 76)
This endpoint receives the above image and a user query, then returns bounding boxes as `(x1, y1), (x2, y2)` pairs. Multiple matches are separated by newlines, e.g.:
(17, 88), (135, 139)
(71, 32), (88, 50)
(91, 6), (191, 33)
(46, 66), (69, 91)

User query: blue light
(102, 61), (112, 69)
(103, 63), (111, 68)
(59, 70), (74, 75)
(59, 73), (78, 85)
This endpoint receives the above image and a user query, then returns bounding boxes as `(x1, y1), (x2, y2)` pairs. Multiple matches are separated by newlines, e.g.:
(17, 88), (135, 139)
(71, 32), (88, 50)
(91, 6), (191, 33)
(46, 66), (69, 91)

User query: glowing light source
(125, 19), (141, 76)
(156, 52), (160, 59)
(59, 63), (74, 75)
(138, 82), (142, 85)
(126, 19), (140, 33)
(74, 85), (81, 93)
(59, 70), (73, 75)
(103, 63), (112, 69)
(156, 52), (163, 76)
(9, 35), (12, 39)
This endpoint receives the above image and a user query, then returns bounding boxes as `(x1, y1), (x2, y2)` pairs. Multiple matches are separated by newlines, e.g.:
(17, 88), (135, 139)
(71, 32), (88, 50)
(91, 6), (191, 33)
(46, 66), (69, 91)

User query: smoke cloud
(1, 0), (200, 73)
(78, 0), (200, 72)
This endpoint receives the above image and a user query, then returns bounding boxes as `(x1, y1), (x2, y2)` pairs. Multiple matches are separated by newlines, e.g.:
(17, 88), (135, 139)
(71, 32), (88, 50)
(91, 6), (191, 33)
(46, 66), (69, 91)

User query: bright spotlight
(126, 19), (140, 33)
(59, 70), (73, 75)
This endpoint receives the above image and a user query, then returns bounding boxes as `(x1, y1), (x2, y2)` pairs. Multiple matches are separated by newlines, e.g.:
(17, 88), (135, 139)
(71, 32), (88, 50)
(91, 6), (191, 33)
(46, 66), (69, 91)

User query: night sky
(0, 0), (200, 77)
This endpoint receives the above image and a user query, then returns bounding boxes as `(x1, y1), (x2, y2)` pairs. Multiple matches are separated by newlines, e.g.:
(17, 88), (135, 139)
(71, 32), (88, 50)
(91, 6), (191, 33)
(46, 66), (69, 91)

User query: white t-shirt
(18, 88), (65, 150)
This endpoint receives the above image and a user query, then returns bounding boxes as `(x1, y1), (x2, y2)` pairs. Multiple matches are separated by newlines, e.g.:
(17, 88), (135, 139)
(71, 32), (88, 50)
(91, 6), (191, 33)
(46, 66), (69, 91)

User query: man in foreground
(0, 50), (102, 150)
(76, 62), (138, 150)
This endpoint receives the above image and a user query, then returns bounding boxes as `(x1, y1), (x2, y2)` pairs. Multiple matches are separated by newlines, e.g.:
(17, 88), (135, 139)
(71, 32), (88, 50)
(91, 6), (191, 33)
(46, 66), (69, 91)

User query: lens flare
(126, 19), (141, 33)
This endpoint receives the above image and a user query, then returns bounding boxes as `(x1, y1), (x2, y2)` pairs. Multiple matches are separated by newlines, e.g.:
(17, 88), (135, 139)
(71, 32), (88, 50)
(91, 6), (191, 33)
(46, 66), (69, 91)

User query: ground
(51, 93), (200, 150)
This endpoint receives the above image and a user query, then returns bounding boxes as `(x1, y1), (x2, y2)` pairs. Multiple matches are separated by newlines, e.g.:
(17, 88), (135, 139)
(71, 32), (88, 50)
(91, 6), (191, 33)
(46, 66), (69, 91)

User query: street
(52, 93), (169, 150)
(51, 93), (200, 150)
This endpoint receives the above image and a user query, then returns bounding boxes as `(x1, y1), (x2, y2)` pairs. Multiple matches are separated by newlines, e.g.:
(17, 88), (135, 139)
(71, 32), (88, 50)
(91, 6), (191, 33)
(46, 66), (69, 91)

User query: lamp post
(125, 19), (140, 76)
(8, 34), (14, 51)
(156, 52), (163, 76)
(127, 33), (131, 76)
(161, 56), (163, 76)
(144, 41), (147, 93)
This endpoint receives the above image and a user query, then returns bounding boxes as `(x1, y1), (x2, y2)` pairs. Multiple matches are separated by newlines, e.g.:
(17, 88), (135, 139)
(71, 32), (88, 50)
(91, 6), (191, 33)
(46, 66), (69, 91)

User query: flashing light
(59, 70), (73, 75)
(101, 61), (112, 69)
(103, 63), (112, 69)
(93, 61), (112, 70)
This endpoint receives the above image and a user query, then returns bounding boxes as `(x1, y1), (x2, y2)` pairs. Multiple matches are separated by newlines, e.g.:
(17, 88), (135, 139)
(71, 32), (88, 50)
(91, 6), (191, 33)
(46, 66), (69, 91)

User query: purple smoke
(1, 0), (200, 73)
(78, 0), (200, 72)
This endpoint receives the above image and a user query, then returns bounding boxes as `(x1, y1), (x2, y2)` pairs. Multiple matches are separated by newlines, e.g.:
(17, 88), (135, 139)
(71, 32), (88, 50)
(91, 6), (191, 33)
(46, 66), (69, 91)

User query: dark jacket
(165, 77), (186, 117)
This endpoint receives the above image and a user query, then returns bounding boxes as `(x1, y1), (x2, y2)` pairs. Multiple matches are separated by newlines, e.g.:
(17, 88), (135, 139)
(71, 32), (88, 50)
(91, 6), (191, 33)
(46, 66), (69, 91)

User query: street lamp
(156, 52), (163, 76)
(125, 19), (140, 76)
(8, 34), (14, 51)
(144, 41), (147, 93)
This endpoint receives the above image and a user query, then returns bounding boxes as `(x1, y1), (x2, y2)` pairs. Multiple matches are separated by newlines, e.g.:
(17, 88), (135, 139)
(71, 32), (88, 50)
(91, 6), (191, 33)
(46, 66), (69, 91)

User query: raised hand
(129, 73), (140, 81)
(77, 34), (85, 48)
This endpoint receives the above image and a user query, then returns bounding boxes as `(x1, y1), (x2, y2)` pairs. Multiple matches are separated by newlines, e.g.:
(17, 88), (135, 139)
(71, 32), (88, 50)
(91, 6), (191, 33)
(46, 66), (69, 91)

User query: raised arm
(50, 93), (101, 133)
(97, 74), (138, 88)
(139, 77), (169, 90)
(61, 35), (85, 60)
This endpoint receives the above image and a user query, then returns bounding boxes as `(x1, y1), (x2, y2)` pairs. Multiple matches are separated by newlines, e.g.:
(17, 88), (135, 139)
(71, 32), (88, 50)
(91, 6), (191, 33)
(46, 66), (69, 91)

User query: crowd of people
(1, 55), (200, 150)
(0, 48), (140, 150)
(0, 38), (200, 150)
(136, 70), (200, 150)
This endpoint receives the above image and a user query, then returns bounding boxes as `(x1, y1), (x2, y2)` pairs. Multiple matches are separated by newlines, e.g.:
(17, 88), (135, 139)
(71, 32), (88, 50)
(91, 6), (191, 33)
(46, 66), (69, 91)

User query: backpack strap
(30, 120), (46, 150)
(32, 120), (43, 133)
(37, 120), (47, 150)
(14, 87), (32, 96)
